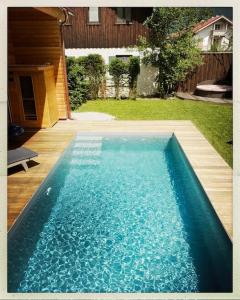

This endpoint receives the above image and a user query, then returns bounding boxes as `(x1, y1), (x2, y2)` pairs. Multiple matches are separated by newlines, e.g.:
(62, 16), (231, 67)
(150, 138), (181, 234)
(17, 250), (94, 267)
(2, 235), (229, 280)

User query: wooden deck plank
(8, 128), (75, 230)
(8, 120), (232, 239)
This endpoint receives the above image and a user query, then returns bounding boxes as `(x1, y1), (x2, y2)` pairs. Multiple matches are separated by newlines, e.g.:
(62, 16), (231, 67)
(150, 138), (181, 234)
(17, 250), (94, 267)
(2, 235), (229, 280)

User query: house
(8, 7), (72, 128)
(63, 7), (152, 49)
(63, 7), (157, 97)
(63, 8), (233, 98)
(193, 16), (233, 51)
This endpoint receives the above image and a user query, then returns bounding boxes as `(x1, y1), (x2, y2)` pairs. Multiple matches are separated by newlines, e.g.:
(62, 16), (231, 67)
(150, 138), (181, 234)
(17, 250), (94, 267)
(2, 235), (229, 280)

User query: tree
(109, 58), (128, 99)
(138, 8), (213, 97)
(82, 54), (106, 99)
(128, 56), (140, 99)
(66, 57), (89, 110)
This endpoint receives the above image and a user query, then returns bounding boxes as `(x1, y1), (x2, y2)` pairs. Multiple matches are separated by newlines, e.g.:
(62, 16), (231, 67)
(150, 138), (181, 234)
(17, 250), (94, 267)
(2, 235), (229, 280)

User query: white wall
(65, 47), (159, 97)
(194, 27), (211, 51)
(194, 20), (232, 51)
(65, 48), (140, 64)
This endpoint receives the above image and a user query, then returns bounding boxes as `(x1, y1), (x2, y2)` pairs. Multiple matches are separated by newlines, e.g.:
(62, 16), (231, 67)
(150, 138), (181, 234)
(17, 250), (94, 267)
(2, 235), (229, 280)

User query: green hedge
(66, 55), (141, 108)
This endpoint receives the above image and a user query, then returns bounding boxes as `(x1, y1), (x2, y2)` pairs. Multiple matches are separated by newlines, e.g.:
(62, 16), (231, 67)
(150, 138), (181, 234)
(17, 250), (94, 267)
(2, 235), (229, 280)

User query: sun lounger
(8, 147), (38, 172)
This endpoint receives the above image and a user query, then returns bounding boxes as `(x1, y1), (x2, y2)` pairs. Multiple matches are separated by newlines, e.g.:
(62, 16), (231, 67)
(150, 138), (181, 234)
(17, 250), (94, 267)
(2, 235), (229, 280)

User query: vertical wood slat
(178, 53), (232, 92)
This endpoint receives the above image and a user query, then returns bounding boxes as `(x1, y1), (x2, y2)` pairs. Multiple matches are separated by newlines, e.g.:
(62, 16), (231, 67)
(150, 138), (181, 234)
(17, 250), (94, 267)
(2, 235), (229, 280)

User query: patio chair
(8, 147), (38, 172)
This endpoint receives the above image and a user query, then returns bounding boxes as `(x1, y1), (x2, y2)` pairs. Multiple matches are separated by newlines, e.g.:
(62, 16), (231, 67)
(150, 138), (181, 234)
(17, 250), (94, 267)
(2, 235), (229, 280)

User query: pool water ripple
(8, 136), (232, 292)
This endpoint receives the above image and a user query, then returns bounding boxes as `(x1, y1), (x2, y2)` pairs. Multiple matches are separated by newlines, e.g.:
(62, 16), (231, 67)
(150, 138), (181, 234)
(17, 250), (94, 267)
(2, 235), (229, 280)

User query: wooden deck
(176, 91), (233, 104)
(8, 120), (232, 239)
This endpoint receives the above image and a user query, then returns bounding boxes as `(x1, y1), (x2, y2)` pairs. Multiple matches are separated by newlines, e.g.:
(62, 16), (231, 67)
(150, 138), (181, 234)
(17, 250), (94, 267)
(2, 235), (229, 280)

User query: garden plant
(66, 57), (89, 110)
(82, 54), (106, 99)
(108, 58), (129, 99)
(128, 56), (140, 100)
(138, 7), (213, 98)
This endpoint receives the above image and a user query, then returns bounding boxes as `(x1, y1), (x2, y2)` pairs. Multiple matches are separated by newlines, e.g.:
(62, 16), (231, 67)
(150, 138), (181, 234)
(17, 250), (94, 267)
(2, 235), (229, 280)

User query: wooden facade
(63, 7), (152, 48)
(177, 52), (232, 92)
(8, 7), (70, 125)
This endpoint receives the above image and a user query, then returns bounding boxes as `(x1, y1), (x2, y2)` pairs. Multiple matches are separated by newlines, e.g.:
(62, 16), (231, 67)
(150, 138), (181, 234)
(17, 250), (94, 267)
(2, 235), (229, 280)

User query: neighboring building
(193, 16), (233, 51)
(63, 7), (157, 97)
(8, 7), (71, 128)
(63, 8), (233, 98)
(63, 7), (152, 49)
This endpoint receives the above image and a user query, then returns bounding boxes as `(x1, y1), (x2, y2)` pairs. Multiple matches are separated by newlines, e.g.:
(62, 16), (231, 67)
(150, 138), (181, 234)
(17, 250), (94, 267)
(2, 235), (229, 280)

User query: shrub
(108, 58), (128, 99)
(82, 54), (106, 99)
(66, 57), (89, 110)
(128, 56), (140, 99)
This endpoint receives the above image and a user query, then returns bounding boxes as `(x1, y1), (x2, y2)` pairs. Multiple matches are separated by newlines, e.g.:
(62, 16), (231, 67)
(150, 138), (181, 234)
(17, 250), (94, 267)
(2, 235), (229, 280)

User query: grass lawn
(77, 99), (233, 167)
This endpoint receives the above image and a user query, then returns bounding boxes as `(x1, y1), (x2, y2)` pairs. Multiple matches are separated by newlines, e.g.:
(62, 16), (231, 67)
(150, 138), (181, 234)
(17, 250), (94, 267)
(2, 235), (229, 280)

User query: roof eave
(34, 7), (67, 22)
(194, 15), (233, 34)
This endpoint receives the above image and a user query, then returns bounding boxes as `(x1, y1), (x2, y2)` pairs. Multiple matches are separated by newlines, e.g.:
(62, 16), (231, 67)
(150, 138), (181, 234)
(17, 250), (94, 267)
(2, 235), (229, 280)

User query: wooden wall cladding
(178, 53), (232, 92)
(8, 8), (68, 119)
(8, 65), (59, 128)
(63, 7), (152, 48)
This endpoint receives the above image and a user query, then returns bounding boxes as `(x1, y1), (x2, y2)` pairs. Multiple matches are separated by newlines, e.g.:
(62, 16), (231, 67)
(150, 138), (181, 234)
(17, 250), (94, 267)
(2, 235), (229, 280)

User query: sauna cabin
(8, 64), (59, 128)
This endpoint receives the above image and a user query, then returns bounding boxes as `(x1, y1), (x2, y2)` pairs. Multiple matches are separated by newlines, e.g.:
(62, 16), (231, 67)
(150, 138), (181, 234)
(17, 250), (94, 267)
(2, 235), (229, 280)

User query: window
(116, 8), (132, 24)
(19, 76), (37, 120)
(214, 23), (221, 30)
(116, 55), (132, 62)
(108, 55), (132, 64)
(88, 7), (100, 23)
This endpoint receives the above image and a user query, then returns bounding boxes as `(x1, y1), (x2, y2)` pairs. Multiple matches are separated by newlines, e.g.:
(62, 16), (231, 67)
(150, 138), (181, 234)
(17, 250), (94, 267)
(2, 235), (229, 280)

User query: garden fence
(177, 52), (232, 92)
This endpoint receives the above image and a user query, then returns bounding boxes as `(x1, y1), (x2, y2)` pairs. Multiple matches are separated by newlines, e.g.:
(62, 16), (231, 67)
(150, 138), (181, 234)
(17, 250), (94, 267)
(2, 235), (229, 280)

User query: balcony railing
(211, 29), (227, 37)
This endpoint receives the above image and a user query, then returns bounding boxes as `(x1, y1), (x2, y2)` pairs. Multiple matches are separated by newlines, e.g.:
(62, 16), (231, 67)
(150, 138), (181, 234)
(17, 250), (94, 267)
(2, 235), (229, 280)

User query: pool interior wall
(8, 134), (232, 293)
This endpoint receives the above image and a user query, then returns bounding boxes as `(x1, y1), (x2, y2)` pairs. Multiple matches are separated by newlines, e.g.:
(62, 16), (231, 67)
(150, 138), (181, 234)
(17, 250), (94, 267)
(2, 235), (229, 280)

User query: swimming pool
(8, 134), (232, 293)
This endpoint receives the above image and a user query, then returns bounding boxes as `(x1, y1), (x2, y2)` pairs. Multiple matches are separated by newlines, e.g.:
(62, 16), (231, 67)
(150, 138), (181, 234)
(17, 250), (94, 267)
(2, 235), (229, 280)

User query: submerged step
(70, 159), (100, 166)
(72, 150), (101, 156)
(75, 136), (103, 141)
(73, 142), (102, 149)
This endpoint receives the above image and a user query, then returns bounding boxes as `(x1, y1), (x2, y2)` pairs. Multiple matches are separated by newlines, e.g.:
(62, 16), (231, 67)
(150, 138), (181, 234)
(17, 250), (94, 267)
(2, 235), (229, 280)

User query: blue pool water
(8, 134), (232, 293)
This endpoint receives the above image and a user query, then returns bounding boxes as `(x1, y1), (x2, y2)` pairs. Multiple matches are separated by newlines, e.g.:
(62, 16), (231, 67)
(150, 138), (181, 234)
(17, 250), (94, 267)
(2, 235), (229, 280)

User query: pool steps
(71, 159), (100, 166)
(71, 136), (103, 166)
(75, 136), (103, 141)
(73, 142), (102, 148)
(72, 150), (101, 156)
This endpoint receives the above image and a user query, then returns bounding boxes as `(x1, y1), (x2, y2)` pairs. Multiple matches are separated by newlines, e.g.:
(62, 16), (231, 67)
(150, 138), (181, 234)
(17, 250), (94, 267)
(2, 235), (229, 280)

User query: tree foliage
(108, 58), (128, 99)
(128, 56), (140, 99)
(66, 57), (89, 110)
(138, 7), (213, 97)
(66, 55), (106, 109)
(82, 54), (106, 99)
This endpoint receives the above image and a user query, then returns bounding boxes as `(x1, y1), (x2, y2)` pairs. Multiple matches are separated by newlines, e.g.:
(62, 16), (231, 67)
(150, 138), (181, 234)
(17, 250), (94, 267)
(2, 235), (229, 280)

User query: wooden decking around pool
(8, 120), (232, 239)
